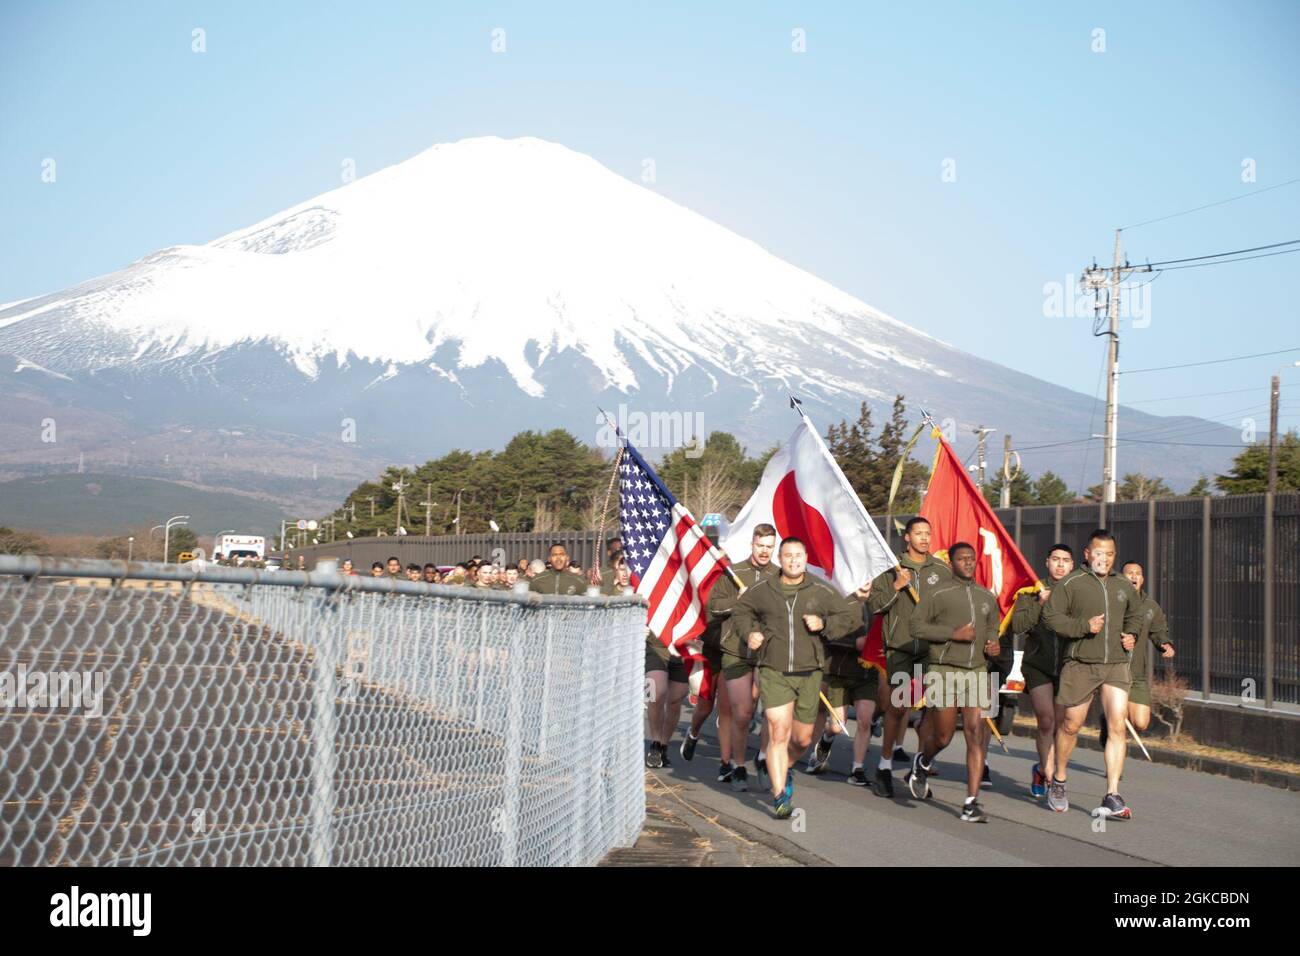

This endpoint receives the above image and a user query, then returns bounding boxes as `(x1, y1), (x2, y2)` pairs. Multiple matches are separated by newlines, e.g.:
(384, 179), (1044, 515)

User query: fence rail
(0, 555), (647, 866)
(287, 493), (1298, 707)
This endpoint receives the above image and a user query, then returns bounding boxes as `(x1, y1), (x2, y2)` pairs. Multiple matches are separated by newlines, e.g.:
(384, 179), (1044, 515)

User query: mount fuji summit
(0, 136), (1232, 510)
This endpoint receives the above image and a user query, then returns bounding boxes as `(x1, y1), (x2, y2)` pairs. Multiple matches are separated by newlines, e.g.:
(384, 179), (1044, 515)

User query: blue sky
(3, 1), (1298, 449)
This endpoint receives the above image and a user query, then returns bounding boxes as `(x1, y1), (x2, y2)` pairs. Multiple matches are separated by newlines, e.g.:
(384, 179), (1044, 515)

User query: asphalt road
(650, 710), (1300, 867)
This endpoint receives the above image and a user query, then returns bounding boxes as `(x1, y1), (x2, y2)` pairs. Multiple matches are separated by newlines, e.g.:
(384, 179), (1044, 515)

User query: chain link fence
(0, 556), (646, 867)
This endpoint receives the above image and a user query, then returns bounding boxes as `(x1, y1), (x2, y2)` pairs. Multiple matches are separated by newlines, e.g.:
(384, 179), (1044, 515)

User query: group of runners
(639, 519), (1174, 823)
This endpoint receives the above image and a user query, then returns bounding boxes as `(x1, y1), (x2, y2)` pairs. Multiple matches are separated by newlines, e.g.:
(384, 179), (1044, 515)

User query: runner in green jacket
(1120, 560), (1175, 736)
(861, 516), (952, 797)
(904, 542), (1001, 821)
(732, 537), (854, 818)
(1041, 529), (1145, 819)
(1011, 542), (1075, 799)
(705, 523), (779, 790)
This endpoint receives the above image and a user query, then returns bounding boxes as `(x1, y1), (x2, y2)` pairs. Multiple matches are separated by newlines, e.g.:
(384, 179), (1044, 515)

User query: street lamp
(162, 515), (189, 564)
(127, 536), (134, 562)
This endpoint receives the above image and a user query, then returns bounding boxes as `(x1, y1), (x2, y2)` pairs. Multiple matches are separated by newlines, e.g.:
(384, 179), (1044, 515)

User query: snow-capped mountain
(0, 136), (1234, 505)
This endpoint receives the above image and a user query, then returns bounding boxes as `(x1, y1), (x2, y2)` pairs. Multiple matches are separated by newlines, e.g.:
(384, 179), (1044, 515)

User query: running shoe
(645, 744), (663, 769)
(906, 753), (931, 799)
(784, 770), (795, 802)
(1030, 763), (1047, 799)
(756, 755), (769, 789)
(729, 765), (749, 792)
(981, 764), (992, 788)
(870, 767), (895, 798)
(847, 768), (869, 786)
(1092, 792), (1132, 820)
(717, 760), (733, 783)
(680, 733), (698, 761)
(807, 734), (834, 775)
(1047, 778), (1068, 812)
(774, 790), (794, 819)
(960, 800), (988, 823)
(892, 745), (909, 764)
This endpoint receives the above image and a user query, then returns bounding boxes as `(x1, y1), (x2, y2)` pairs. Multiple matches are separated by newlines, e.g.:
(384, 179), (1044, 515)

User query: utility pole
(1268, 373), (1280, 496)
(1082, 230), (1149, 504)
(1000, 434), (1020, 509)
(972, 426), (995, 489)
(424, 484), (433, 537)
(392, 480), (406, 535)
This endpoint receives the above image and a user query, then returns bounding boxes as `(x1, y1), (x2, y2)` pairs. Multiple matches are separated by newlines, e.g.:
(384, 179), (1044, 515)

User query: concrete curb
(1009, 723), (1300, 792)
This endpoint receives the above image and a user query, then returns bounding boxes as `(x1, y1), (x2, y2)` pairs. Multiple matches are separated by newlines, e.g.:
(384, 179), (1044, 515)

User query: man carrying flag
(911, 427), (1042, 787)
(723, 402), (899, 811)
(864, 516), (952, 797)
(615, 432), (731, 769)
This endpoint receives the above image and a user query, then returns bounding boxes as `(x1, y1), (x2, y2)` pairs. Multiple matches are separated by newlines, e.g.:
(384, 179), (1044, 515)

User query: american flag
(618, 439), (730, 649)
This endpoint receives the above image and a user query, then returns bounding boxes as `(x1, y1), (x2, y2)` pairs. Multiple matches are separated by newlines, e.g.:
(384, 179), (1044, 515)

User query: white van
(214, 534), (266, 563)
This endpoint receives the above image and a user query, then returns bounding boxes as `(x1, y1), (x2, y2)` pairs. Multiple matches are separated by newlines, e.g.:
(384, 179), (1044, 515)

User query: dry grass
(1011, 715), (1300, 777)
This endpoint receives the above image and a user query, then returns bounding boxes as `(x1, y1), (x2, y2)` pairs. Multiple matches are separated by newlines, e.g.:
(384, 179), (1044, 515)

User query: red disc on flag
(772, 470), (836, 578)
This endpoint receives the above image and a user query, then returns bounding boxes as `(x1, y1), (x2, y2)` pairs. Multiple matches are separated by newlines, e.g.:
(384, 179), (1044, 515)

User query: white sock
(758, 750), (766, 761)
(878, 757), (891, 770)
(821, 731), (835, 744)
(852, 762), (863, 772)
(964, 796), (977, 806)
(688, 731), (698, 741)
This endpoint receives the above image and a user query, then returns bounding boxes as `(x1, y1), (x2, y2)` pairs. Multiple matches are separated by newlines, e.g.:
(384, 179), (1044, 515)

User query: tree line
(325, 397), (1298, 539)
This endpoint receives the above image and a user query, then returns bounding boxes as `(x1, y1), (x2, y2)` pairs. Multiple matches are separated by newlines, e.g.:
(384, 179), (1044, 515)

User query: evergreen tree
(1031, 470), (1075, 505)
(1085, 472), (1174, 502)
(984, 469), (1036, 507)
(1216, 432), (1300, 494)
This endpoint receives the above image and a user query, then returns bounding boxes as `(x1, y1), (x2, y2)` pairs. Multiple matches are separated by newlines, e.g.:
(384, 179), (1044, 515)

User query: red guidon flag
(918, 429), (1040, 632)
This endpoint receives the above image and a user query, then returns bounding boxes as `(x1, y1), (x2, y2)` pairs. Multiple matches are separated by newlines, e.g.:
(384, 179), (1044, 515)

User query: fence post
(538, 615), (553, 758)
(1146, 498), (1157, 682)
(475, 609), (487, 730)
(571, 614), (593, 866)
(1201, 495), (1212, 700)
(1014, 507), (1022, 549)
(309, 576), (341, 867)
(500, 605), (523, 866)
(1263, 492), (1275, 709)
(1054, 504), (1062, 543)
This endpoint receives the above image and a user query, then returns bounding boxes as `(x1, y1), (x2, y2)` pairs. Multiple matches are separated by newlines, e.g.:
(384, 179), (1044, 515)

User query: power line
(1124, 347), (1300, 375)
(1116, 438), (1249, 448)
(1155, 246), (1300, 271)
(1125, 385), (1272, 405)
(1144, 238), (1300, 267)
(1121, 177), (1300, 230)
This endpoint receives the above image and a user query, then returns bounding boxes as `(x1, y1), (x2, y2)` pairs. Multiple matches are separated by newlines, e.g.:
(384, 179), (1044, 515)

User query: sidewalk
(600, 772), (820, 867)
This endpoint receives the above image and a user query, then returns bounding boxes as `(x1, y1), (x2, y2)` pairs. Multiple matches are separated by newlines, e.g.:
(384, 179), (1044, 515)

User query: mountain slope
(0, 136), (1236, 501)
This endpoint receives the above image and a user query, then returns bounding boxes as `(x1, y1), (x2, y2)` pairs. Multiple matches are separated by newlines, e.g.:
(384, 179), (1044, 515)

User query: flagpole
(1125, 719), (1153, 761)
(819, 691), (854, 738)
